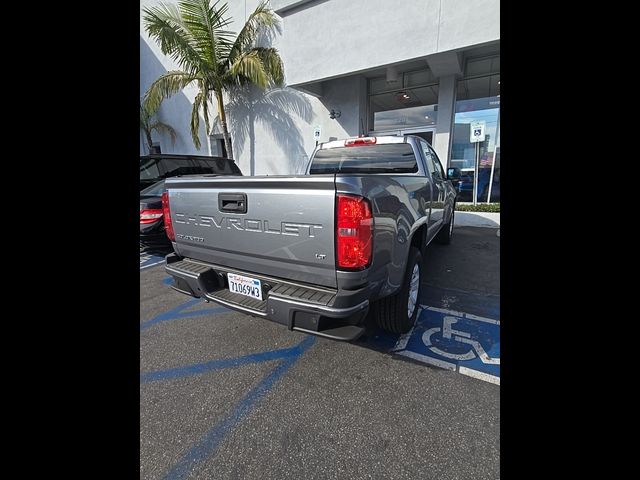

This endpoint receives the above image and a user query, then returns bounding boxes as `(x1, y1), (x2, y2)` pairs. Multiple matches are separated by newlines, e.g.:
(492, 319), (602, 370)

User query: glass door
(370, 127), (436, 146)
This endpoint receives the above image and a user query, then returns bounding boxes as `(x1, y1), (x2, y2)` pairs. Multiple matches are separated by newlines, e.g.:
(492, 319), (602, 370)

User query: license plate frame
(227, 273), (263, 301)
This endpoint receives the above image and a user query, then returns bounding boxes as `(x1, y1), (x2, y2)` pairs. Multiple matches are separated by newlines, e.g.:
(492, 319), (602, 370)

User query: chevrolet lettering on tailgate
(174, 214), (323, 237)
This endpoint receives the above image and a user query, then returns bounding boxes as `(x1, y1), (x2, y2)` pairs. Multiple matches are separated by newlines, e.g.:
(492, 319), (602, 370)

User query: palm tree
(140, 100), (177, 154)
(142, 0), (284, 159)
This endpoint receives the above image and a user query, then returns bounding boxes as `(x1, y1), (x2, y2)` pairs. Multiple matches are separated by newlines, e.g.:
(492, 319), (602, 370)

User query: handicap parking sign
(394, 307), (500, 384)
(470, 120), (486, 143)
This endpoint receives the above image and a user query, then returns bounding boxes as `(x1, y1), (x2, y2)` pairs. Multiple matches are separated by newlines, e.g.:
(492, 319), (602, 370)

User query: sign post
(469, 121), (486, 206)
(473, 144), (479, 206)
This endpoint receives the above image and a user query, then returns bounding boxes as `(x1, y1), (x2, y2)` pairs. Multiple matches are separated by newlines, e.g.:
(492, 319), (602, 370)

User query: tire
(435, 203), (455, 245)
(374, 247), (423, 334)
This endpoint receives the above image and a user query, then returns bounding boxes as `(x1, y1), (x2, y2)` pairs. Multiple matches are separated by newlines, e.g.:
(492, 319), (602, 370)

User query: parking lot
(140, 226), (500, 479)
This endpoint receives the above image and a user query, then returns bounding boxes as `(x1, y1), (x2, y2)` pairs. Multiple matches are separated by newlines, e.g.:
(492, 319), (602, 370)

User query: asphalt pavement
(140, 226), (500, 479)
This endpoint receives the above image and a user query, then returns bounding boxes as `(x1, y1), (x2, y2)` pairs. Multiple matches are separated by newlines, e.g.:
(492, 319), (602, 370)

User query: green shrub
(455, 203), (500, 213)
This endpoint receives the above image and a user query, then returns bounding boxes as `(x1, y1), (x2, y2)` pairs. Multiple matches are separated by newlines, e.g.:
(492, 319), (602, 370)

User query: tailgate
(165, 175), (337, 288)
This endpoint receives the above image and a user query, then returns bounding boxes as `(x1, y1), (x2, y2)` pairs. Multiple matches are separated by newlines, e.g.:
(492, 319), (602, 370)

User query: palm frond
(150, 121), (177, 145)
(140, 102), (151, 130)
(179, 0), (235, 66)
(144, 70), (199, 112)
(228, 1), (279, 64)
(227, 50), (269, 89)
(253, 47), (284, 86)
(143, 3), (206, 74)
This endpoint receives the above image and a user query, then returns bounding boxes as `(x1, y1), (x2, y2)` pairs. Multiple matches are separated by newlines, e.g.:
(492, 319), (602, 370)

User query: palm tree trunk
(249, 110), (255, 176)
(216, 91), (234, 160)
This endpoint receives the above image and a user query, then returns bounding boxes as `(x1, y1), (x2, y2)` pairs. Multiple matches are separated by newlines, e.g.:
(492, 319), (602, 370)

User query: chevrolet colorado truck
(163, 135), (457, 341)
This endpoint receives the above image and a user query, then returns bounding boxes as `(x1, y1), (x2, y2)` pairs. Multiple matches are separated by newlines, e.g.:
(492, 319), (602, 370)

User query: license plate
(227, 273), (263, 301)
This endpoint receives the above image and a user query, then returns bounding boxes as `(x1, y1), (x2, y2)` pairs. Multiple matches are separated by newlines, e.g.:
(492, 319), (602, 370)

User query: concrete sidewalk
(454, 211), (500, 228)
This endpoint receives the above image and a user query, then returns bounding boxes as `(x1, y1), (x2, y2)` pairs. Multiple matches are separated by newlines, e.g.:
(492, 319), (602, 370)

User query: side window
(419, 140), (441, 180)
(429, 146), (446, 179)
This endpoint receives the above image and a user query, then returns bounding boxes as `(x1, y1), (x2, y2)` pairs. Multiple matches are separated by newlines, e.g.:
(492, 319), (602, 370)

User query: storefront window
(451, 56), (500, 203)
(373, 104), (438, 131)
(369, 68), (438, 131)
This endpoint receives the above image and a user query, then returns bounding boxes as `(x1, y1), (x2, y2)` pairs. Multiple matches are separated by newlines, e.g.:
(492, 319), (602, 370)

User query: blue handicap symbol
(400, 308), (500, 378)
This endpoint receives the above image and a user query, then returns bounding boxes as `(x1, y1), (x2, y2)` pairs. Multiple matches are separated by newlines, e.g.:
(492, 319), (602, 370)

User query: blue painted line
(140, 298), (230, 331)
(162, 277), (174, 286)
(141, 341), (311, 383)
(162, 336), (316, 480)
(140, 307), (229, 330)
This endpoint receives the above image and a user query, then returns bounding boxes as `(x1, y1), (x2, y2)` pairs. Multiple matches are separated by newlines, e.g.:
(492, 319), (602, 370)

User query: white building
(140, 0), (500, 200)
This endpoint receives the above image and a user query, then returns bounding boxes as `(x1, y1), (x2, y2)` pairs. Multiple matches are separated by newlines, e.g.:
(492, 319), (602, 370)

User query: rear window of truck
(309, 144), (418, 174)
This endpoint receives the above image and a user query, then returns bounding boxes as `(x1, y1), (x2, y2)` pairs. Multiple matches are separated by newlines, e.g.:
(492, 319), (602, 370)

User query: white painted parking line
(459, 366), (500, 385)
(396, 350), (457, 371)
(140, 253), (166, 270)
(391, 307), (422, 352)
(423, 305), (467, 318)
(140, 258), (165, 270)
(424, 306), (500, 325)
(463, 312), (500, 325)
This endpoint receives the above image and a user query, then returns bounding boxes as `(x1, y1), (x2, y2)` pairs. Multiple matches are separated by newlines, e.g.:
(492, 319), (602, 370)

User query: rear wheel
(374, 247), (423, 334)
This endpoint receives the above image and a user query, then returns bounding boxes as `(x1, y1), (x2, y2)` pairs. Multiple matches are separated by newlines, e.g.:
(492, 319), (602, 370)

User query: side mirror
(447, 167), (461, 179)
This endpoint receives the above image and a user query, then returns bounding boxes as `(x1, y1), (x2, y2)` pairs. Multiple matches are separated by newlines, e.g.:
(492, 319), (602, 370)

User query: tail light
(161, 191), (175, 241)
(140, 209), (163, 224)
(336, 194), (373, 269)
(344, 137), (376, 147)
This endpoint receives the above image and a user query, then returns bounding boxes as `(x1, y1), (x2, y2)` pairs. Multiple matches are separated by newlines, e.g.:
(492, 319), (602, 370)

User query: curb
(454, 211), (500, 228)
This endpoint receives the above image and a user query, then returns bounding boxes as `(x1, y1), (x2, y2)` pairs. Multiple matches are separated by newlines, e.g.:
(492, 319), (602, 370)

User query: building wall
(273, 0), (500, 87)
(220, 74), (367, 176)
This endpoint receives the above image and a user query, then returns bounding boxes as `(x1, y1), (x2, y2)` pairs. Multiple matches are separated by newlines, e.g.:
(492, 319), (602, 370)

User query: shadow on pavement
(355, 226), (500, 353)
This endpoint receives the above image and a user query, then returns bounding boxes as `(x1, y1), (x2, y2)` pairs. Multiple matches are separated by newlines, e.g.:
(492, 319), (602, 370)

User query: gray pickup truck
(163, 135), (457, 340)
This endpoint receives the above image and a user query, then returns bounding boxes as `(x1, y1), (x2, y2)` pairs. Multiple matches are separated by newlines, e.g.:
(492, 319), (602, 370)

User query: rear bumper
(165, 253), (369, 341)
